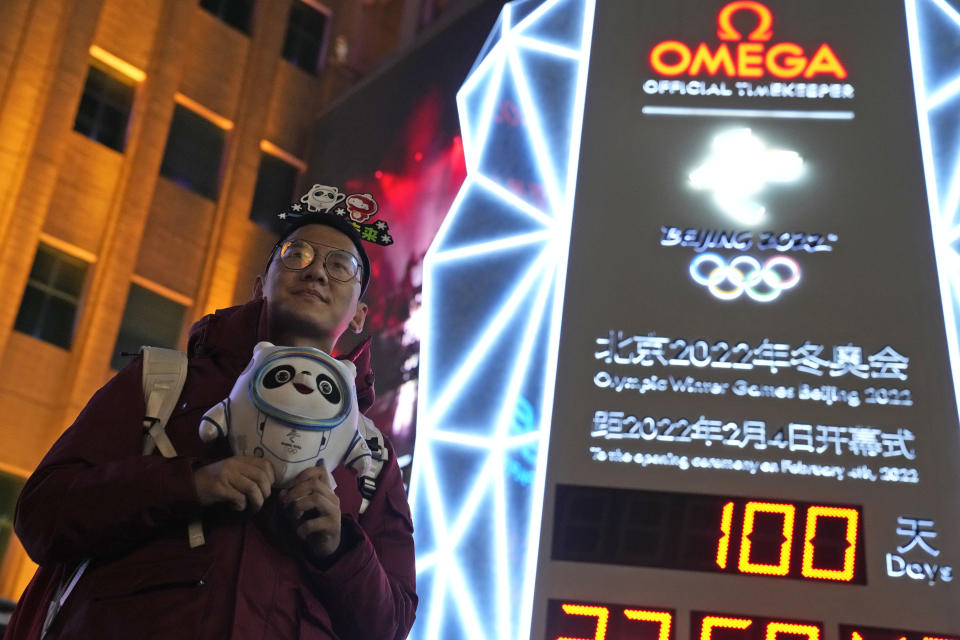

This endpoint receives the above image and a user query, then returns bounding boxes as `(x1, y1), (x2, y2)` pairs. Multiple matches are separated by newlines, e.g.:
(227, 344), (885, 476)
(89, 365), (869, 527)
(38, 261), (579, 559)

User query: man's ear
(349, 302), (368, 334)
(252, 274), (264, 299)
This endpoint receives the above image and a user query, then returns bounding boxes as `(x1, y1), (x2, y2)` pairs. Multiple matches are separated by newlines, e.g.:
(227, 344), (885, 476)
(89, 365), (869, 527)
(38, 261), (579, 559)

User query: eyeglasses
(277, 239), (362, 284)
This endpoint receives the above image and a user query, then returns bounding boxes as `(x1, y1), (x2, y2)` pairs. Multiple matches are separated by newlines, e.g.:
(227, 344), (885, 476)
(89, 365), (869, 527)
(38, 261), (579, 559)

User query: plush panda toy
(199, 341), (379, 511)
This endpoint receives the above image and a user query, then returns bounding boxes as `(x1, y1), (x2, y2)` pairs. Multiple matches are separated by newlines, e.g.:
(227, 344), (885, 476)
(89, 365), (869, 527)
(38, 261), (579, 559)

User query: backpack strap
(140, 347), (188, 457)
(140, 346), (204, 548)
(42, 347), (196, 636)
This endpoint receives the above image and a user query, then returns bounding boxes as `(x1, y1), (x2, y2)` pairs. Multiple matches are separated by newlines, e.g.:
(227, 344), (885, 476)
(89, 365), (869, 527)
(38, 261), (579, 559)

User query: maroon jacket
(5, 299), (417, 640)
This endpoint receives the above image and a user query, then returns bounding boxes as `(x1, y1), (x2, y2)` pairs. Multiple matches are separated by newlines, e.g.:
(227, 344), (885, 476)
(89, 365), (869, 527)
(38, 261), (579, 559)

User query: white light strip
(462, 50), (509, 173)
(517, 35), (581, 59)
(931, 0), (960, 27)
(412, 0), (597, 637)
(448, 456), (501, 552)
(520, 0), (597, 636)
(424, 177), (474, 262)
(445, 557), (487, 640)
(486, 256), (557, 638)
(514, 0), (564, 32)
(507, 48), (564, 213)
(423, 249), (552, 428)
(642, 106), (856, 120)
(420, 443), (451, 549)
(427, 430), (498, 447)
(926, 73), (960, 111)
(431, 231), (552, 264)
(906, 0), (960, 421)
(475, 172), (555, 227)
(419, 428), (546, 449)
(943, 162), (960, 226)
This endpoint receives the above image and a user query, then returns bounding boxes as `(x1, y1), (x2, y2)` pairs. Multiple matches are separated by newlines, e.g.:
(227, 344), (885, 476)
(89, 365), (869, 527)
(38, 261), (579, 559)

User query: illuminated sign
(688, 253), (800, 301)
(552, 486), (865, 583)
(648, 1), (847, 80)
(688, 128), (804, 225)
(412, 0), (960, 639)
(410, 0), (596, 638)
(544, 606), (960, 640)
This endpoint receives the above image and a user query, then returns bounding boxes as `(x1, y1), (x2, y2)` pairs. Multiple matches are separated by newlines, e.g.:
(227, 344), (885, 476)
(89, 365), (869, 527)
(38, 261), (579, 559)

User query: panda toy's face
(250, 351), (351, 429)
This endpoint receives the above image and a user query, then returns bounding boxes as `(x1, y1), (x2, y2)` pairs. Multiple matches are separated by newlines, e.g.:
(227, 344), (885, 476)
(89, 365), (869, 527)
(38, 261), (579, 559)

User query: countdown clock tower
(535, 0), (959, 638)
(410, 1), (960, 639)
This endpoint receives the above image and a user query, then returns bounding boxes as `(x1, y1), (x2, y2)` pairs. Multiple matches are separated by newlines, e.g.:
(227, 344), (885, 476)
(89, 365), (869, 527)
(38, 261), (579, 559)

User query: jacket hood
(187, 297), (376, 411)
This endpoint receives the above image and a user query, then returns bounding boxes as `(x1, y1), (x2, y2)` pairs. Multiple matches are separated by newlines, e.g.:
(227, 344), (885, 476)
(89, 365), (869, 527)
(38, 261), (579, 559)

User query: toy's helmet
(250, 346), (354, 430)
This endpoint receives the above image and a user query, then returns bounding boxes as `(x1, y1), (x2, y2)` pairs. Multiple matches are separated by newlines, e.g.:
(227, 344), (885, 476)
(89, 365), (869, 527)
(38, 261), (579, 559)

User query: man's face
(255, 224), (367, 349)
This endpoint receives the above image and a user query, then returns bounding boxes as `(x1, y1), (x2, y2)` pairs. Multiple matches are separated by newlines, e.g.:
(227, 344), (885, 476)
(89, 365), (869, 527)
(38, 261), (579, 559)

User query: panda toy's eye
(264, 365), (295, 388)
(316, 374), (341, 403)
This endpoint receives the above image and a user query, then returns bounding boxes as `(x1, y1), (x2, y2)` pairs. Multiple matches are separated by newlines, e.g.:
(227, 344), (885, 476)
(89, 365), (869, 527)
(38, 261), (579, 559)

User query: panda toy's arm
(341, 423), (377, 513)
(198, 399), (230, 442)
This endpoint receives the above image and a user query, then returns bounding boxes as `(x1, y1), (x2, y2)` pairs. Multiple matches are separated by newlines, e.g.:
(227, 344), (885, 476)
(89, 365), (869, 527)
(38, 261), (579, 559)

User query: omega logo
(649, 0), (848, 80)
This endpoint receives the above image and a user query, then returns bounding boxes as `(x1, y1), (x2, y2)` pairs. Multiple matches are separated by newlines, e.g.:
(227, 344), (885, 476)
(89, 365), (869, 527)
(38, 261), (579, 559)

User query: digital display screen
(546, 602), (960, 640)
(837, 626), (960, 640)
(527, 0), (960, 638)
(545, 600), (676, 640)
(552, 485), (865, 584)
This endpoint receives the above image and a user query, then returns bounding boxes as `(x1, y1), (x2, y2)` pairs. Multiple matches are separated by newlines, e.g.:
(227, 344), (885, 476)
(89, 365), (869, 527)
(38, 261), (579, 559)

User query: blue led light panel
(409, 1), (597, 638)
(908, 0), (960, 408)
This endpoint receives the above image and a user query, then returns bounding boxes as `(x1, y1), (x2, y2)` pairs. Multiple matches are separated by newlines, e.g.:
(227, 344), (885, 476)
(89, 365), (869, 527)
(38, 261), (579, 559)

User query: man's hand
(280, 465), (342, 561)
(193, 456), (275, 512)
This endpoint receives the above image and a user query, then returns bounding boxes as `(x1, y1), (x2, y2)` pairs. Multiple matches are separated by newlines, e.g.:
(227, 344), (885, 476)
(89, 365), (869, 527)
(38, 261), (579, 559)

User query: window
(14, 244), (88, 349)
(73, 63), (136, 152)
(0, 472), (25, 568)
(282, 1), (330, 75)
(111, 284), (187, 370)
(250, 150), (301, 234)
(200, 0), (254, 34)
(160, 103), (226, 200)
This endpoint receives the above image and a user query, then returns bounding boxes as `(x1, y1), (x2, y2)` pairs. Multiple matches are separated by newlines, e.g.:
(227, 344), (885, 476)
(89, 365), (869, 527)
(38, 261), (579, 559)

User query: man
(5, 193), (417, 639)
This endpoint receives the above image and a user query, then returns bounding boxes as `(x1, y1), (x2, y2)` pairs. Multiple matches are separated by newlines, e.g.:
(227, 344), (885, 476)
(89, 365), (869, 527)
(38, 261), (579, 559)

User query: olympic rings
(689, 252), (801, 302)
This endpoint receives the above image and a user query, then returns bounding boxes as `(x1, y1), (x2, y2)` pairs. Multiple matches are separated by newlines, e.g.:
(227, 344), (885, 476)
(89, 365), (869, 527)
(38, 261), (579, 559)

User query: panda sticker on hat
(301, 184), (346, 213)
(278, 183), (393, 247)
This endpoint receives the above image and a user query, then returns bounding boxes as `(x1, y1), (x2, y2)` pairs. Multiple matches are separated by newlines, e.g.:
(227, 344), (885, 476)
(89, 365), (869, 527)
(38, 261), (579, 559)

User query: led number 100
(715, 501), (860, 582)
(552, 486), (865, 584)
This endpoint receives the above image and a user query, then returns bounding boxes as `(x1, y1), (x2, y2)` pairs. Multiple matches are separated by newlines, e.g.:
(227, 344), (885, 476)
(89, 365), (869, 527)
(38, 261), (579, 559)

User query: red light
(716, 501), (734, 569)
(623, 609), (672, 640)
(738, 502), (795, 576)
(766, 43), (807, 78)
(558, 604), (609, 640)
(374, 170), (383, 179)
(765, 622), (821, 640)
(414, 152), (423, 162)
(841, 625), (959, 640)
(690, 44), (735, 76)
(801, 506), (859, 581)
(803, 43), (848, 79)
(716, 1), (774, 41)
(647, 1), (846, 79)
(701, 615), (753, 640)
(650, 41), (692, 76)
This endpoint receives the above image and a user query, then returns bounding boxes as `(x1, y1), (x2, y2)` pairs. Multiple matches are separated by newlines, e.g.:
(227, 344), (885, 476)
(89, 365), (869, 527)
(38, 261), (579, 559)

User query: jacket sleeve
(300, 438), (417, 640)
(14, 359), (202, 566)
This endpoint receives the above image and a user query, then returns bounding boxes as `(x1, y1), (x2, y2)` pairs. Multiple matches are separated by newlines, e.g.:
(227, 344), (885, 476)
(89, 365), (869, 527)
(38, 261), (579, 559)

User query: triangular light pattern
(409, 0), (597, 638)
(907, 0), (960, 415)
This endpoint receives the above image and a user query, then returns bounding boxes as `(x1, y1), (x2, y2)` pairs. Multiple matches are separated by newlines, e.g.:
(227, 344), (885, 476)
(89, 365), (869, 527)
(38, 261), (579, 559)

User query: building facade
(0, 0), (426, 602)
